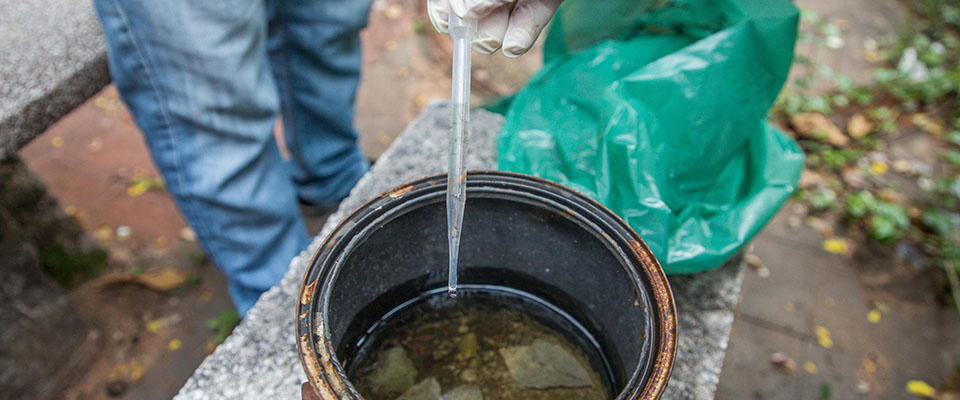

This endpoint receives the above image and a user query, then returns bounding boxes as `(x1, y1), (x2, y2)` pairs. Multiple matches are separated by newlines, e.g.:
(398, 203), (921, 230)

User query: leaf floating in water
(499, 340), (592, 389)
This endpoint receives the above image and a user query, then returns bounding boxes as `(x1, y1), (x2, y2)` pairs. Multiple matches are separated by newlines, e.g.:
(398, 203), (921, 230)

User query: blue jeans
(93, 0), (371, 315)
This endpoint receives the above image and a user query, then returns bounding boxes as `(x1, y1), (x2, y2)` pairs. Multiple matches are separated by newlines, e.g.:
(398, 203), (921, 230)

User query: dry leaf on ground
(790, 112), (849, 146)
(847, 114), (874, 139)
(97, 267), (189, 292)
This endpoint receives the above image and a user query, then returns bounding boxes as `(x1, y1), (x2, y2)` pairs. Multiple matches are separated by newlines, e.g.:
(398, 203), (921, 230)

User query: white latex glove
(428, 0), (562, 58)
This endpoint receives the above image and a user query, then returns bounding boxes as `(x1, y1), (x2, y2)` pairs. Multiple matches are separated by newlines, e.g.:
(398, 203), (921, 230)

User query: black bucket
(297, 171), (676, 399)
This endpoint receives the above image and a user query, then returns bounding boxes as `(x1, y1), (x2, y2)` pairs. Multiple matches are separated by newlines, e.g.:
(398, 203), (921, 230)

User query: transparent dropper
(446, 13), (477, 298)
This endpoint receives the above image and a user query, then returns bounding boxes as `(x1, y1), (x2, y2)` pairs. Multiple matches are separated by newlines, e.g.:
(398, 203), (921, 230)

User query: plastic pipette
(447, 13), (477, 298)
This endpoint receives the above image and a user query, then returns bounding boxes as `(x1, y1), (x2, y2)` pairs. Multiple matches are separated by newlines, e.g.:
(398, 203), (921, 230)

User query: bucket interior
(322, 189), (657, 396)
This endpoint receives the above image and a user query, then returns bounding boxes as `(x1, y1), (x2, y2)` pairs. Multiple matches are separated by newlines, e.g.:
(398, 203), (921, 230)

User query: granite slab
(175, 102), (744, 400)
(0, 0), (110, 160)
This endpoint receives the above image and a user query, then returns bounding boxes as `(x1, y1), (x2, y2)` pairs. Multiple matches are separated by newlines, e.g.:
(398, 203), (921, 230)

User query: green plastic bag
(496, 0), (804, 274)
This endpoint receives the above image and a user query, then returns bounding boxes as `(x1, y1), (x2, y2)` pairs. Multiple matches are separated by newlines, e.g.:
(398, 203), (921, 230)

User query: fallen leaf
(906, 380), (936, 397)
(784, 302), (796, 312)
(168, 338), (182, 351)
(877, 188), (906, 205)
(199, 286), (214, 301)
(862, 358), (877, 374)
(127, 181), (150, 196)
(50, 136), (64, 148)
(415, 95), (429, 109)
(804, 361), (819, 374)
(867, 309), (882, 324)
(94, 225), (114, 242)
(847, 114), (874, 139)
(146, 314), (182, 333)
(892, 159), (913, 173)
(790, 113), (849, 146)
(912, 114), (945, 136)
(108, 359), (145, 383)
(822, 237), (850, 255)
(771, 352), (797, 373)
(814, 326), (833, 348)
(806, 217), (835, 237)
(824, 297), (836, 307)
(869, 161), (888, 175)
(98, 268), (189, 292)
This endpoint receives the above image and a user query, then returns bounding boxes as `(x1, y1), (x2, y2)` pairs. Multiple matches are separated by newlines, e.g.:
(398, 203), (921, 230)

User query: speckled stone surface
(175, 102), (744, 400)
(0, 0), (110, 160)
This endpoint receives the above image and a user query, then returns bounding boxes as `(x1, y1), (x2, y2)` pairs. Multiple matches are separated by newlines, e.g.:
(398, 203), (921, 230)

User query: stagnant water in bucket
(344, 285), (614, 400)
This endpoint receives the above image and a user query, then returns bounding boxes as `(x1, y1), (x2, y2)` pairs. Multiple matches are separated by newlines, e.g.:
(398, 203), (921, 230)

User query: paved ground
(15, 0), (960, 398)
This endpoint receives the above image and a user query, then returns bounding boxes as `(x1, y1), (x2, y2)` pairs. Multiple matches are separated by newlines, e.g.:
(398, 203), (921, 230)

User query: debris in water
(369, 347), (417, 396)
(499, 340), (593, 389)
(397, 378), (441, 400)
(444, 385), (483, 400)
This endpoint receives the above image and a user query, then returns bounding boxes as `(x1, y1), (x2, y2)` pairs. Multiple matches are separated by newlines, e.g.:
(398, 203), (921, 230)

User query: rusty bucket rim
(296, 170), (677, 400)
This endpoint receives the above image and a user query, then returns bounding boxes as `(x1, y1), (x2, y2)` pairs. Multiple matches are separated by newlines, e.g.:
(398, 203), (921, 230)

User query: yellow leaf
(822, 238), (849, 255)
(862, 359), (877, 374)
(869, 161), (888, 175)
(94, 225), (114, 243)
(168, 338), (182, 351)
(867, 309), (882, 324)
(127, 181), (150, 196)
(815, 326), (833, 349)
(804, 362), (818, 374)
(906, 380), (936, 397)
(135, 268), (187, 291)
(50, 136), (64, 148)
(912, 114), (945, 136)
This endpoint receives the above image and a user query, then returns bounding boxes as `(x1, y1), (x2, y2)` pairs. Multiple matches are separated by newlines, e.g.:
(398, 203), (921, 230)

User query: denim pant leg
(93, 0), (310, 316)
(267, 0), (373, 207)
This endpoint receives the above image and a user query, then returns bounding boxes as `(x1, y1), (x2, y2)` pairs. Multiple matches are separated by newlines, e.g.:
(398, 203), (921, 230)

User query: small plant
(207, 310), (241, 345)
(844, 191), (910, 243)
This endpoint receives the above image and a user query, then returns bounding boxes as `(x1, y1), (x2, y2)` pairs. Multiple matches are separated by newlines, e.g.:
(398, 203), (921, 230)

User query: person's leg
(267, 0), (372, 207)
(93, 0), (310, 315)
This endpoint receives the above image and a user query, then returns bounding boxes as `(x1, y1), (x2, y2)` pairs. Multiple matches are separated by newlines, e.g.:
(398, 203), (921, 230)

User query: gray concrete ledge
(176, 102), (744, 399)
(1, 0), (110, 160)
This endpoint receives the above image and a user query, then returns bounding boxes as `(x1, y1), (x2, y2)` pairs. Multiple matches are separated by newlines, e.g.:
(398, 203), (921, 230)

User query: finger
(427, 0), (451, 33)
(473, 4), (511, 54)
(502, 0), (561, 58)
(449, 0), (516, 19)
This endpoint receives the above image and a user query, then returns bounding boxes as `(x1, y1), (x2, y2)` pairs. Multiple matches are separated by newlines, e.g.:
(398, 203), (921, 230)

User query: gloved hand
(427, 0), (562, 58)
